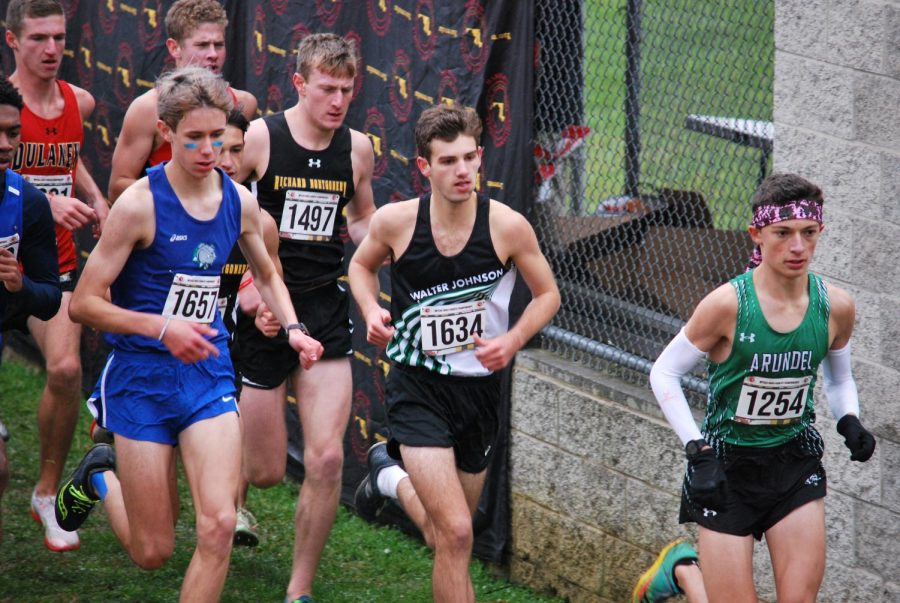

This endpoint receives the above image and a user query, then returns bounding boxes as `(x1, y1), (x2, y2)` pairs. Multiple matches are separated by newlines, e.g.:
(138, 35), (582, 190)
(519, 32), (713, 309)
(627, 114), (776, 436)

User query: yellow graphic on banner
(120, 4), (137, 16)
(467, 28), (483, 48)
(118, 66), (131, 88)
(491, 101), (506, 122)
(390, 150), (408, 165)
(394, 6), (411, 19)
(366, 65), (388, 81)
(80, 47), (91, 69)
(144, 7), (158, 28)
(438, 26), (457, 36)
(367, 133), (382, 157)
(492, 32), (512, 41)
(417, 14), (431, 35)
(395, 76), (408, 99)
(268, 45), (286, 57)
(414, 91), (433, 103)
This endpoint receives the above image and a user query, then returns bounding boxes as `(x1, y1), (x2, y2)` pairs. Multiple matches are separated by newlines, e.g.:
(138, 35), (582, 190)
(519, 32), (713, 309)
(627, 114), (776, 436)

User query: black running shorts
(59, 269), (78, 293)
(235, 281), (352, 389)
(385, 364), (501, 474)
(679, 428), (827, 539)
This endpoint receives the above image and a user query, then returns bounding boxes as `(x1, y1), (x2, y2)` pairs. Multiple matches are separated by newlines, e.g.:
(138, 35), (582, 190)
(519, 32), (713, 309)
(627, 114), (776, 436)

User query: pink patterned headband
(746, 199), (823, 270)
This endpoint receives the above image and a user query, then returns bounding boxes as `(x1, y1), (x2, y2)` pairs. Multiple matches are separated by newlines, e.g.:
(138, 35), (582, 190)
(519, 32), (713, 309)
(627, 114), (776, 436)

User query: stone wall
(508, 3), (900, 599)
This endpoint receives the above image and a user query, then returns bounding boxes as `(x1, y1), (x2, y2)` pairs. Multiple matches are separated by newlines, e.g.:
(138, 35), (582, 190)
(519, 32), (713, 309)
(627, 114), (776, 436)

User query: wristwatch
(684, 438), (709, 459)
(286, 322), (310, 336)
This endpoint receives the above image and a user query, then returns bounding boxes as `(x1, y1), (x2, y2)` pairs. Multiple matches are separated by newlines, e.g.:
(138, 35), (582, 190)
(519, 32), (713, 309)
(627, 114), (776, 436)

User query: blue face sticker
(183, 142), (198, 149)
(212, 140), (223, 148)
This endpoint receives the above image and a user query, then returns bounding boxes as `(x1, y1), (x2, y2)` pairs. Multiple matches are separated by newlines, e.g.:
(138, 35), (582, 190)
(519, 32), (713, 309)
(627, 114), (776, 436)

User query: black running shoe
(55, 444), (116, 532)
(354, 442), (399, 521)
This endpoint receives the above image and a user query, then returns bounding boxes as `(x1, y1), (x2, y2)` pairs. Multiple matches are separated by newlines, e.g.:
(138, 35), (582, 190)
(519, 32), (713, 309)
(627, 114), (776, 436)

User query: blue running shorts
(93, 348), (238, 445)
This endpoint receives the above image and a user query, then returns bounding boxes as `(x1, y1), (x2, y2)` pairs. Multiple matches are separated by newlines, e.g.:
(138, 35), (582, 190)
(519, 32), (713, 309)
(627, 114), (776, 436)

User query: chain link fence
(533, 0), (773, 391)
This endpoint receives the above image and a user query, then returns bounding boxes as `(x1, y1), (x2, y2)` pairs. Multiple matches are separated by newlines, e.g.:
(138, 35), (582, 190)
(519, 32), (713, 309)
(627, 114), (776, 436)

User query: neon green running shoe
(632, 539), (698, 602)
(55, 443), (116, 531)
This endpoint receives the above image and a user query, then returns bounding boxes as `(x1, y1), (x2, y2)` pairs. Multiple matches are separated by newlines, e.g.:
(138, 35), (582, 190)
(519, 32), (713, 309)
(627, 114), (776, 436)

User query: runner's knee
(131, 537), (174, 570)
(45, 355), (81, 390)
(303, 443), (343, 482)
(195, 506), (237, 554)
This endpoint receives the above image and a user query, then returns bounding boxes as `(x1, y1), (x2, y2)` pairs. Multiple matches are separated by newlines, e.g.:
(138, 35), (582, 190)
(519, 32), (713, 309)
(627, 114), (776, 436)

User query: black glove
(686, 448), (728, 511)
(837, 415), (876, 462)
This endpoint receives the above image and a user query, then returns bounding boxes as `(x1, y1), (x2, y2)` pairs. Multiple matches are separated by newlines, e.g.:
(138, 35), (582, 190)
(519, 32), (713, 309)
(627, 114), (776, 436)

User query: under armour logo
(739, 332), (755, 343)
(702, 508), (717, 517)
(45, 128), (58, 135)
(308, 158), (321, 168)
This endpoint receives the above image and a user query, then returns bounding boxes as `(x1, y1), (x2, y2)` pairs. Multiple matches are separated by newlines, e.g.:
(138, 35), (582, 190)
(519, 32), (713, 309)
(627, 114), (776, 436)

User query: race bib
(279, 190), (339, 241)
(23, 174), (73, 198)
(420, 300), (486, 356)
(734, 375), (811, 425)
(0, 233), (19, 258)
(162, 274), (220, 323)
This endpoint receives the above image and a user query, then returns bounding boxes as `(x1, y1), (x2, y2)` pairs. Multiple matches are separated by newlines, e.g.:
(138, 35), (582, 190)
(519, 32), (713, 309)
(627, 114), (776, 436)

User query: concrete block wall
(507, 2), (899, 599)
(776, 0), (900, 597)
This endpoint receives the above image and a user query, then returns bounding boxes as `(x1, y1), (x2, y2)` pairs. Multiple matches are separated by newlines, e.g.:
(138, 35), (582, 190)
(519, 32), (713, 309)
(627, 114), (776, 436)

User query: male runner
(5, 0), (109, 552)
(0, 72), (61, 543)
(349, 105), (560, 603)
(54, 67), (322, 601)
(645, 173), (876, 602)
(107, 0), (257, 202)
(233, 32), (375, 602)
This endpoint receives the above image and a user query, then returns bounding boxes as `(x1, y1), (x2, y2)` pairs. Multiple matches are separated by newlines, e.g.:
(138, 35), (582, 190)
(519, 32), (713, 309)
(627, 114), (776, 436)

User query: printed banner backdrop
(0, 0), (534, 561)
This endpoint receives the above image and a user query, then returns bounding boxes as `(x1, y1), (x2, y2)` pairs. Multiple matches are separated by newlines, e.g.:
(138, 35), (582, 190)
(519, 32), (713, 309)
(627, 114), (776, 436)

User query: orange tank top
(13, 80), (84, 273)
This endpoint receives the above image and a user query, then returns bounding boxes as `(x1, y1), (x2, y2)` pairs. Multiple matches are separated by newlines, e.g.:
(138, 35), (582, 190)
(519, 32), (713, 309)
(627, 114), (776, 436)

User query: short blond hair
(295, 33), (357, 80)
(156, 66), (233, 130)
(165, 0), (227, 43)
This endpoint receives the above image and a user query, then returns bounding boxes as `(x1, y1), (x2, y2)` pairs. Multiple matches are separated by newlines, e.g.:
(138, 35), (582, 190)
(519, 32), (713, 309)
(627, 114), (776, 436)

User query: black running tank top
(387, 194), (516, 377)
(256, 115), (355, 289)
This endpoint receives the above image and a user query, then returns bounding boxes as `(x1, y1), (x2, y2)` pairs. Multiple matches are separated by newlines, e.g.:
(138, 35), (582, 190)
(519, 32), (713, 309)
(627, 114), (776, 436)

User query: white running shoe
(31, 489), (80, 552)
(234, 506), (259, 547)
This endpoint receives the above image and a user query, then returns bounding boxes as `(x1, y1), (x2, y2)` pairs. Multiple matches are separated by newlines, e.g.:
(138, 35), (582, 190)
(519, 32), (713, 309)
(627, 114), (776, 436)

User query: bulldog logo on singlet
(192, 243), (216, 270)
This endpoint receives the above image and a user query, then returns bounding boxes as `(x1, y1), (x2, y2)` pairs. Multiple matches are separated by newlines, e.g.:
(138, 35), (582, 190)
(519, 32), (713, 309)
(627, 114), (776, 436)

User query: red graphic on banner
(484, 73), (510, 148)
(270, 0), (288, 15)
(92, 101), (114, 169)
(344, 31), (364, 101)
(366, 0), (392, 36)
(413, 0), (436, 60)
(389, 49), (412, 123)
(76, 23), (94, 91)
(251, 6), (267, 77)
(139, 0), (163, 51)
(460, 0), (488, 73)
(265, 83), (284, 116)
(114, 42), (135, 106)
(316, 0), (342, 27)
(287, 22), (312, 76)
(63, 0), (79, 20)
(350, 387), (373, 462)
(363, 108), (388, 178)
(437, 69), (459, 107)
(99, 0), (118, 35)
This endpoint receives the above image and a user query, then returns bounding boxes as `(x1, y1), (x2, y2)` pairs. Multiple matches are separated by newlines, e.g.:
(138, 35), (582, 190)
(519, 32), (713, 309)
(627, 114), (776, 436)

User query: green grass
(561, 0), (773, 228)
(0, 357), (561, 602)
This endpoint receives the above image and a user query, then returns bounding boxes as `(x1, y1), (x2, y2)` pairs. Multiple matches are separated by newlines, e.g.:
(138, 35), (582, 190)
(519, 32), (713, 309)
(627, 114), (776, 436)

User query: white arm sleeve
(821, 343), (860, 420)
(649, 328), (706, 445)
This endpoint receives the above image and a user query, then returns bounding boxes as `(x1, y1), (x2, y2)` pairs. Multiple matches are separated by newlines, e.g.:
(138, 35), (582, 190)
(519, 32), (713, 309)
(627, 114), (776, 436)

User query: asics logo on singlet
(308, 158), (321, 168)
(739, 332), (756, 343)
(170, 234), (188, 242)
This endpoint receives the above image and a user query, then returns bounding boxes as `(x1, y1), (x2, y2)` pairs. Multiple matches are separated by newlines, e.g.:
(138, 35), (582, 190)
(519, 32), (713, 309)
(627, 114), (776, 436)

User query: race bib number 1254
(734, 375), (811, 425)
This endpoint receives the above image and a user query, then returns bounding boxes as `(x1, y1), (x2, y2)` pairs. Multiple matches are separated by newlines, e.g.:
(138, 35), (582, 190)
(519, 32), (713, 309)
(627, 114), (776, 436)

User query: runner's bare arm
(108, 93), (159, 202)
(346, 129), (376, 246)
(474, 204), (560, 370)
(236, 187), (322, 367)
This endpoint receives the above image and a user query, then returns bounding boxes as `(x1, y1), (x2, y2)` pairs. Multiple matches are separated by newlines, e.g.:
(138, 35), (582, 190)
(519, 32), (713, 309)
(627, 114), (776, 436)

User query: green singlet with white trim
(703, 271), (830, 448)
